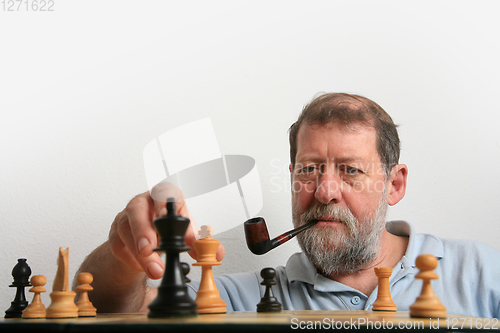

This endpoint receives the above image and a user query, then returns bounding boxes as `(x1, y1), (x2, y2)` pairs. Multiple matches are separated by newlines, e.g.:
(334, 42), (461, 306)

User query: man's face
(290, 121), (389, 275)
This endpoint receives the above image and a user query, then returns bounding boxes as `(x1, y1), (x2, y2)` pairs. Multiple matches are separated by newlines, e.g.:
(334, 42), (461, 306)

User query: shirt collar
(387, 220), (444, 267)
(285, 252), (360, 292)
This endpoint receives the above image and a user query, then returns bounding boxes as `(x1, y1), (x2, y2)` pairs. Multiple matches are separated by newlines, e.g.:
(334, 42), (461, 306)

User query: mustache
(299, 202), (357, 226)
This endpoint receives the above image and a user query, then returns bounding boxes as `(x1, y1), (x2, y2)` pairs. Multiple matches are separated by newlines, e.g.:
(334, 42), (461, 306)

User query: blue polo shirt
(188, 221), (500, 318)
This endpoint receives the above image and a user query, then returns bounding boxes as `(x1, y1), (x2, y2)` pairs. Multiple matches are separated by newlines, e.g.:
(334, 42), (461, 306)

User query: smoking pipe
(244, 217), (318, 255)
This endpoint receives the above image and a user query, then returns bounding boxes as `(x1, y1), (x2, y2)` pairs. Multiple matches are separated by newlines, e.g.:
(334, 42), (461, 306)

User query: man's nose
(314, 173), (342, 205)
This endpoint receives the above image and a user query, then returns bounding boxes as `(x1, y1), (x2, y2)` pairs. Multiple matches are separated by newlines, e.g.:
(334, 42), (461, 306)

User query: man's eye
(300, 166), (316, 174)
(346, 167), (359, 174)
(341, 165), (360, 175)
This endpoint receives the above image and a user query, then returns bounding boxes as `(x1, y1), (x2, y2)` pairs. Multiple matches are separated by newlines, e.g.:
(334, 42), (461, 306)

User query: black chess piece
(5, 258), (32, 318)
(256, 267), (282, 312)
(181, 262), (191, 284)
(148, 198), (197, 318)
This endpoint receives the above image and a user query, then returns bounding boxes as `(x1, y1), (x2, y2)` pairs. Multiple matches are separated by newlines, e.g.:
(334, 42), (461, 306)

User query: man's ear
(387, 164), (408, 206)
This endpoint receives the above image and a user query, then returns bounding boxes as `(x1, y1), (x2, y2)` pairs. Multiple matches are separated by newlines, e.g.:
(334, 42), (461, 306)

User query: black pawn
(5, 258), (32, 318)
(257, 267), (282, 312)
(181, 262), (191, 283)
(148, 198), (197, 318)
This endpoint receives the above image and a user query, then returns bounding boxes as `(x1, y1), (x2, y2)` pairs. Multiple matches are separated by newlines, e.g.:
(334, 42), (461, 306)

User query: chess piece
(257, 267), (282, 312)
(372, 267), (397, 311)
(76, 272), (97, 317)
(181, 262), (191, 283)
(22, 275), (47, 319)
(46, 248), (79, 318)
(192, 225), (227, 314)
(410, 254), (447, 318)
(148, 198), (198, 318)
(5, 258), (32, 318)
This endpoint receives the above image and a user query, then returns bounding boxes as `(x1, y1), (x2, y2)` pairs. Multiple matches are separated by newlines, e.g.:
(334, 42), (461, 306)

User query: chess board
(1, 310), (497, 332)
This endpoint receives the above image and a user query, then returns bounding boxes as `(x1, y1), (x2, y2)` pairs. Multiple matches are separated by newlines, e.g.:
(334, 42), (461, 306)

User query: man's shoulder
(412, 231), (500, 271)
(387, 220), (500, 264)
(438, 236), (500, 261)
(416, 232), (500, 255)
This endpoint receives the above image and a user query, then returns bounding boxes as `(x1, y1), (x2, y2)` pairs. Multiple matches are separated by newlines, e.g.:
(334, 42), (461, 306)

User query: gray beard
(293, 189), (388, 276)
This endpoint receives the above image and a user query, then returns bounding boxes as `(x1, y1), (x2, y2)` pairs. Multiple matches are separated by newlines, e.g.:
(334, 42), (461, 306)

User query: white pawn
(22, 275), (47, 319)
(410, 254), (446, 318)
(76, 272), (97, 317)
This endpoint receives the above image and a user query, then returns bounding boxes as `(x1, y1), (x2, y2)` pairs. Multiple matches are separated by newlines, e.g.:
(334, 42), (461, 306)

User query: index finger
(124, 192), (158, 258)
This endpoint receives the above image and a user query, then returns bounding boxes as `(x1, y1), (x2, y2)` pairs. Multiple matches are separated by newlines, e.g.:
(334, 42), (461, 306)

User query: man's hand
(108, 183), (225, 280)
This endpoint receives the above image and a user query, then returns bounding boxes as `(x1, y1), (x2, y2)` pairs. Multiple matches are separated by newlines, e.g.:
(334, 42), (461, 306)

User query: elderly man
(76, 93), (500, 318)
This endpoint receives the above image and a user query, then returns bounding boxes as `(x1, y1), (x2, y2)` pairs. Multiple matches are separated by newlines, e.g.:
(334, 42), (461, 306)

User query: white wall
(1, 1), (499, 311)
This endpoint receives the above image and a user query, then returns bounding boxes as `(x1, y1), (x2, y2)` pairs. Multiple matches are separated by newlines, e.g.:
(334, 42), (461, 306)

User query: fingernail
(146, 262), (164, 279)
(137, 237), (150, 254)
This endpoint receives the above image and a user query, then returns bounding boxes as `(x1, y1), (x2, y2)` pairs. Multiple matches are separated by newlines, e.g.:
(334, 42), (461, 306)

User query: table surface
(1, 310), (498, 332)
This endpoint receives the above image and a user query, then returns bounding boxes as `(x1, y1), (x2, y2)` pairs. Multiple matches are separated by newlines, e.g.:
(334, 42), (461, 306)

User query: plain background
(1, 1), (499, 311)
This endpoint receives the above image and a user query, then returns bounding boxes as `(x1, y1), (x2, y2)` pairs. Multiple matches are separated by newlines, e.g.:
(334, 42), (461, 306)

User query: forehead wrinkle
(295, 155), (325, 165)
(295, 155), (364, 165)
(295, 120), (379, 167)
(335, 156), (364, 163)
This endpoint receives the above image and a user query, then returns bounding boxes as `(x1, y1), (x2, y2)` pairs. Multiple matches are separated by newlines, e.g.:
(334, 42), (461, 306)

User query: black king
(148, 198), (198, 318)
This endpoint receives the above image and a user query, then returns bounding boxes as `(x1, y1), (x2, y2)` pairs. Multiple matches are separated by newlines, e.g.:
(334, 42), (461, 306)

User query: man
(76, 93), (500, 318)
